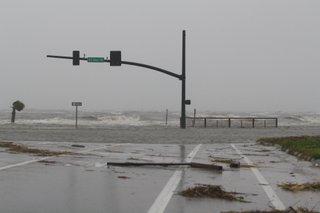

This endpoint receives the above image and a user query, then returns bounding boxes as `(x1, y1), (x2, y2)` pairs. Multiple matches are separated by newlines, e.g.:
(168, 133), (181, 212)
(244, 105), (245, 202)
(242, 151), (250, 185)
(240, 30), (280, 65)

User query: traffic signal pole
(181, 30), (186, 129)
(47, 31), (188, 128)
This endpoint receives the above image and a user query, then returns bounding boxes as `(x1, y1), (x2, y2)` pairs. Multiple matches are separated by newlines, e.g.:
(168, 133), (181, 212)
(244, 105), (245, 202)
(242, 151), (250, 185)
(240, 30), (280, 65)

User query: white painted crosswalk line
(231, 144), (286, 210)
(147, 144), (202, 213)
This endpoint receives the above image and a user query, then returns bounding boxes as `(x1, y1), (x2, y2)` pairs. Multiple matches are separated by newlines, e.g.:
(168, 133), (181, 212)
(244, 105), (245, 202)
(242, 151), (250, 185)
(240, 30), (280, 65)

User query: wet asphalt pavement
(0, 141), (320, 213)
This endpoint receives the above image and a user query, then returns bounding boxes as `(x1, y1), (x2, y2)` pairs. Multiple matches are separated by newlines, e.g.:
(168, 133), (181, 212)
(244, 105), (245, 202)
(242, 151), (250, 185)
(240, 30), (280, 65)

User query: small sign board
(87, 57), (105, 63)
(72, 102), (82, 106)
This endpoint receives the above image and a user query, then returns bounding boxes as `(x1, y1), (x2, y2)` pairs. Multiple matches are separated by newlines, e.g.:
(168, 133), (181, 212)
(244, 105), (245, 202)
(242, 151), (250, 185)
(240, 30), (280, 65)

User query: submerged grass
(0, 142), (70, 156)
(278, 182), (320, 192)
(179, 184), (247, 202)
(257, 136), (320, 160)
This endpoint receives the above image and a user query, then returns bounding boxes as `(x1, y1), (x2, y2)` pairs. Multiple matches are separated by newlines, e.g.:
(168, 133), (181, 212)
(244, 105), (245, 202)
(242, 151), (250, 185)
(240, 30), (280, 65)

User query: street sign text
(72, 102), (82, 106)
(87, 57), (105, 63)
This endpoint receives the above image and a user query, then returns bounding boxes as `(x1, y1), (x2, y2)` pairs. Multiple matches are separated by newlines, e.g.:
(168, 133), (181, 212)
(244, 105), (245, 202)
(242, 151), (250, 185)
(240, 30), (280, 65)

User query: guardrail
(186, 116), (278, 128)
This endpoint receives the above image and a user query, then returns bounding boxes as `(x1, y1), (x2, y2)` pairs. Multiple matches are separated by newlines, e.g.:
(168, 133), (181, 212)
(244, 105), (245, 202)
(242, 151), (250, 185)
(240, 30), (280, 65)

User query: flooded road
(0, 141), (319, 213)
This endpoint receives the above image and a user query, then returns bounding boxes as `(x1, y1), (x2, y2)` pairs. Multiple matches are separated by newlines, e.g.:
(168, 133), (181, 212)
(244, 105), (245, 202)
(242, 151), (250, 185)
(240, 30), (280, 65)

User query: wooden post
(75, 106), (78, 128)
(204, 118), (207, 128)
(193, 109), (196, 127)
(228, 118), (231, 128)
(275, 118), (278, 128)
(165, 109), (168, 126)
(252, 118), (255, 128)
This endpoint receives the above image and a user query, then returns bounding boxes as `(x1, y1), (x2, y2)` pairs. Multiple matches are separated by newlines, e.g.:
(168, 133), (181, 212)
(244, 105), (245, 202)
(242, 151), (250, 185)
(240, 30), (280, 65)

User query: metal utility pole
(180, 30), (186, 129)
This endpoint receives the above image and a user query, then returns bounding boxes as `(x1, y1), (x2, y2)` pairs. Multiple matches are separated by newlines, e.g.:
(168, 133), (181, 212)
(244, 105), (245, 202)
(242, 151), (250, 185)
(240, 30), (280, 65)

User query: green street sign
(87, 57), (105, 63)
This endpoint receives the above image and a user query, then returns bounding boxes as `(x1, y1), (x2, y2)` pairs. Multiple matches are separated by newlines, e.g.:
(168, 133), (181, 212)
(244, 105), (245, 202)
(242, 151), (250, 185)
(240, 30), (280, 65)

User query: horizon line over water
(0, 109), (320, 127)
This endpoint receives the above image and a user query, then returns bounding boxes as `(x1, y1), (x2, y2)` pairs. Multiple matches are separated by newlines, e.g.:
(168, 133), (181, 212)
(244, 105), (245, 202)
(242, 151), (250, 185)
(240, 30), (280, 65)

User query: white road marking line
(0, 143), (128, 172)
(231, 144), (286, 210)
(147, 144), (202, 213)
(184, 144), (202, 163)
(0, 157), (53, 171)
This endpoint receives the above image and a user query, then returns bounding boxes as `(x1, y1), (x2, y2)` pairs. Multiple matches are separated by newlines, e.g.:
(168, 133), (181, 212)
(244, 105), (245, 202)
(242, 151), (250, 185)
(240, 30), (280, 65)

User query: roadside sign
(72, 102), (82, 106)
(87, 57), (105, 63)
(72, 102), (82, 128)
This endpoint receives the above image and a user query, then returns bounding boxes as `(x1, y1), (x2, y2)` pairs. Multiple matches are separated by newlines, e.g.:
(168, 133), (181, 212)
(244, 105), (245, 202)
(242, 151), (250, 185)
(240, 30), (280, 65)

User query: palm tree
(11, 100), (25, 123)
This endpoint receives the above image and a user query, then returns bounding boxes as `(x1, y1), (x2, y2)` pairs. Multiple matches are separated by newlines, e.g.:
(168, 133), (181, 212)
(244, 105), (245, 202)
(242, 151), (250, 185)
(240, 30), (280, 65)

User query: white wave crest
(1, 110), (320, 127)
(0, 114), (148, 126)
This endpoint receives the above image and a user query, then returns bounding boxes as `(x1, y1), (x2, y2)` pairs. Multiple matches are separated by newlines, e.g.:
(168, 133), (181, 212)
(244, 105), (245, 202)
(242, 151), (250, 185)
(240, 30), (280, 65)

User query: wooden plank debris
(107, 162), (223, 171)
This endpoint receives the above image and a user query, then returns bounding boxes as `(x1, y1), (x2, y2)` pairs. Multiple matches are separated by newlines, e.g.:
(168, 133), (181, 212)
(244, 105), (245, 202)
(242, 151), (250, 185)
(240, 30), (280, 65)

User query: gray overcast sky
(1, 0), (319, 112)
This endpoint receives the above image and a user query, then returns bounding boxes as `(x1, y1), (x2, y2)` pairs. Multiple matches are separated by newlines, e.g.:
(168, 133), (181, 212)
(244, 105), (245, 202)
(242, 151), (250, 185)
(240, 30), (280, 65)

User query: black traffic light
(73, 50), (80, 66)
(110, 51), (121, 66)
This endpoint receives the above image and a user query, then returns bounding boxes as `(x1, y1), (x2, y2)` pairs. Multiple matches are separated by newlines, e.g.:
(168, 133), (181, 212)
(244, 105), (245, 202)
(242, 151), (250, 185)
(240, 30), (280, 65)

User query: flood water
(1, 110), (320, 213)
(1, 109), (320, 144)
(1, 124), (320, 145)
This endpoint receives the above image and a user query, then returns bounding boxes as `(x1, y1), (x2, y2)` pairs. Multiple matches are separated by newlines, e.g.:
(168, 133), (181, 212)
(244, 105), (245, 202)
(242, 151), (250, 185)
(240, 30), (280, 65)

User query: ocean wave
(0, 114), (165, 126)
(0, 111), (320, 127)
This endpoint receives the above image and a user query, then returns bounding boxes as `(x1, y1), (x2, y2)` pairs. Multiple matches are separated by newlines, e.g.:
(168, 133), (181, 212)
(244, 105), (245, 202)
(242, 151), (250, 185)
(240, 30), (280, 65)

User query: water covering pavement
(0, 141), (319, 213)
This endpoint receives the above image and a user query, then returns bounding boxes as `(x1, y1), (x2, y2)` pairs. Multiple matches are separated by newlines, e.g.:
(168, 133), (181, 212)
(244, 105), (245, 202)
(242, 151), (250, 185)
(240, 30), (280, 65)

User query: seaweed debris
(222, 207), (320, 213)
(38, 160), (57, 165)
(0, 142), (70, 156)
(118, 176), (131, 179)
(278, 182), (320, 192)
(179, 184), (248, 202)
(211, 158), (234, 164)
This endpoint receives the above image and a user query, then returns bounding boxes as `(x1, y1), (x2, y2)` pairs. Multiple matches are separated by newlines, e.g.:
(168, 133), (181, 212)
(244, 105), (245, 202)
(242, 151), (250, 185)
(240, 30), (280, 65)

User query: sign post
(72, 102), (82, 128)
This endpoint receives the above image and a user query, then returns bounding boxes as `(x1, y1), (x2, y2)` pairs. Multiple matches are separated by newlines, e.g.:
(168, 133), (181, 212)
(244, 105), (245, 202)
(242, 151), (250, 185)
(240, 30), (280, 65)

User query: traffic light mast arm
(121, 61), (182, 80)
(47, 55), (87, 61)
(46, 55), (182, 80)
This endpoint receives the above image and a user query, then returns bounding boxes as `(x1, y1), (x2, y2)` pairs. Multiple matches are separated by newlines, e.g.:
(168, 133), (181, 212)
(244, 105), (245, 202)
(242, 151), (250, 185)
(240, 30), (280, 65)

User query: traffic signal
(110, 51), (121, 66)
(73, 50), (80, 66)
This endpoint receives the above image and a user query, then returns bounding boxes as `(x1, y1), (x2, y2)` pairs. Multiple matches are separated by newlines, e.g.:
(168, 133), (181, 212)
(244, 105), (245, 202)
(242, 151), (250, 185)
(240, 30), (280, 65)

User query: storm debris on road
(118, 176), (131, 179)
(278, 182), (320, 192)
(211, 158), (234, 164)
(230, 161), (241, 168)
(239, 164), (256, 168)
(107, 162), (223, 171)
(0, 142), (71, 156)
(179, 184), (248, 202)
(71, 144), (85, 148)
(222, 207), (320, 213)
(38, 160), (57, 165)
(210, 157), (255, 168)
